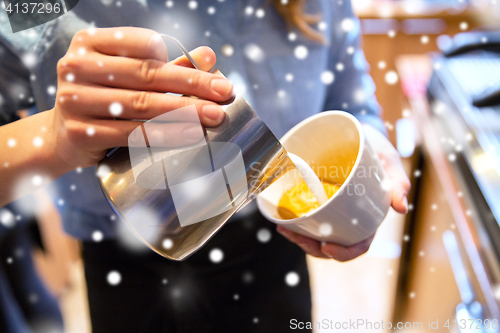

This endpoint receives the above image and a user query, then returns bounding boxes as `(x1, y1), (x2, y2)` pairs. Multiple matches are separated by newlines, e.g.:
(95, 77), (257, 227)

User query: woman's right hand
(51, 27), (233, 169)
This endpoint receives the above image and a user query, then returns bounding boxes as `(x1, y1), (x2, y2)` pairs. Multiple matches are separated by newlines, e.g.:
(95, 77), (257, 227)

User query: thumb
(381, 152), (411, 214)
(170, 46), (216, 72)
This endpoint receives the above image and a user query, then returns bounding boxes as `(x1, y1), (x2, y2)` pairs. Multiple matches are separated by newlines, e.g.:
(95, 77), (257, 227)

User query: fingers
(57, 85), (225, 126)
(320, 234), (375, 262)
(277, 226), (330, 259)
(380, 152), (411, 214)
(170, 46), (217, 72)
(65, 118), (205, 151)
(362, 123), (411, 215)
(58, 54), (233, 102)
(277, 226), (375, 261)
(80, 27), (169, 62)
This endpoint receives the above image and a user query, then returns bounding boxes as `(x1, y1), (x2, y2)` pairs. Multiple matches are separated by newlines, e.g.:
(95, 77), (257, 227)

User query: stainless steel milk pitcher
(97, 35), (294, 260)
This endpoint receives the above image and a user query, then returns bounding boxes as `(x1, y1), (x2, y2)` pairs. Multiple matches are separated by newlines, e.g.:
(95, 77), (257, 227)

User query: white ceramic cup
(256, 111), (391, 246)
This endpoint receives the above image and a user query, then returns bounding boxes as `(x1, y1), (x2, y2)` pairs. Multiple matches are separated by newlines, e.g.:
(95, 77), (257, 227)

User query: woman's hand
(51, 27), (233, 169)
(0, 27), (232, 206)
(277, 123), (411, 261)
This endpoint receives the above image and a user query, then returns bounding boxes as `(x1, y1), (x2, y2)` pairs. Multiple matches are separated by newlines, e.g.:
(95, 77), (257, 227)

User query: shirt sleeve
(0, 39), (35, 126)
(322, 0), (387, 135)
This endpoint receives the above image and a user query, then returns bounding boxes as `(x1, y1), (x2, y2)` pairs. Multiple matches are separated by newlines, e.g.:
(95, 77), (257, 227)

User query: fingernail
(183, 125), (204, 140)
(202, 105), (225, 123)
(211, 78), (233, 96)
(402, 196), (409, 213)
(277, 226), (291, 237)
(299, 243), (311, 252)
(149, 130), (164, 145)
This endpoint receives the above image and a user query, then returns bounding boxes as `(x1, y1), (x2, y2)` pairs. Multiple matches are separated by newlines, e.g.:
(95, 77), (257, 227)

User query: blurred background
(2, 0), (500, 332)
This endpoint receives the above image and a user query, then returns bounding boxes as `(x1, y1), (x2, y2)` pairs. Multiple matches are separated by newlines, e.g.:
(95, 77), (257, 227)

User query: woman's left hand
(276, 123), (411, 261)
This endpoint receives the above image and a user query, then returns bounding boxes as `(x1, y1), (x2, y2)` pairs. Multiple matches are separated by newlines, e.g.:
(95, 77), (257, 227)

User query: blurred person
(0, 205), (64, 333)
(0, 0), (410, 332)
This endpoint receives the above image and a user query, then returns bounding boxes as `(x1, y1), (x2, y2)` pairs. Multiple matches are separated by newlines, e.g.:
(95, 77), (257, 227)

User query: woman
(0, 0), (410, 331)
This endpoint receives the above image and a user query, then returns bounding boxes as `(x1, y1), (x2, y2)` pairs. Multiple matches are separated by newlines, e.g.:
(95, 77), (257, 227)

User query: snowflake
(7, 138), (16, 147)
(288, 32), (297, 41)
(0, 209), (15, 228)
(353, 89), (365, 102)
(33, 137), (43, 147)
(253, 317), (259, 324)
(87, 25), (97, 36)
(245, 6), (253, 15)
(420, 35), (429, 44)
(351, 218), (358, 225)
(92, 230), (104, 242)
(107, 271), (122, 285)
(319, 223), (333, 236)
(294, 45), (308, 59)
(109, 102), (123, 116)
(78, 47), (86, 55)
(207, 6), (215, 15)
(285, 73), (294, 82)
(414, 169), (421, 177)
(22, 53), (37, 68)
(460, 21), (468, 31)
(95, 165), (111, 181)
(318, 21), (327, 31)
(86, 127), (96, 136)
(346, 46), (355, 55)
(242, 271), (254, 284)
(285, 271), (300, 287)
(277, 90), (286, 98)
(114, 31), (124, 40)
(431, 204), (438, 210)
(209, 248), (224, 263)
(320, 71), (334, 85)
(341, 18), (354, 32)
(409, 292), (416, 298)
(47, 85), (56, 95)
(244, 44), (265, 62)
(378, 61), (386, 69)
(256, 228), (272, 243)
(255, 8), (265, 18)
(385, 71), (398, 85)
(32, 175), (43, 187)
(388, 30), (396, 38)
(66, 73), (75, 82)
(381, 179), (392, 191)
(188, 1), (197, 10)
(162, 238), (174, 250)
(165, 0), (173, 8)
(221, 44), (234, 57)
(233, 294), (239, 300)
(336, 63), (344, 71)
(70, 184), (77, 191)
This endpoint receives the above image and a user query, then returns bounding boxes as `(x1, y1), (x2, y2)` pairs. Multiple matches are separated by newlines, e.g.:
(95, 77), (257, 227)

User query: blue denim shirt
(0, 0), (384, 240)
